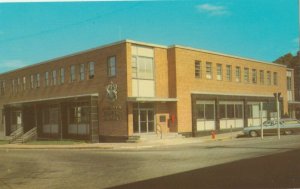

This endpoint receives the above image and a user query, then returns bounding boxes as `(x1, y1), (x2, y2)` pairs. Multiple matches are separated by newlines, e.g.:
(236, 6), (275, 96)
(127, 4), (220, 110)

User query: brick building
(0, 40), (295, 142)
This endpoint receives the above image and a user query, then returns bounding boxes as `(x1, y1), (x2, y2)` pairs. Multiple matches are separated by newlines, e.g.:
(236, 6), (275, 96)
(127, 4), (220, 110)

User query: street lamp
(273, 92), (281, 139)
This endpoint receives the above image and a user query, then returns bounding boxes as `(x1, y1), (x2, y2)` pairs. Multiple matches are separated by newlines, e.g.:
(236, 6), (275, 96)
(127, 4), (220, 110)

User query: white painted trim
(5, 93), (99, 105)
(127, 97), (178, 102)
(191, 91), (274, 98)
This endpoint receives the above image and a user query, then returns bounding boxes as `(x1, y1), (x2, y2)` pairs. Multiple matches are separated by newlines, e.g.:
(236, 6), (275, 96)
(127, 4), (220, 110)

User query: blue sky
(0, 0), (298, 73)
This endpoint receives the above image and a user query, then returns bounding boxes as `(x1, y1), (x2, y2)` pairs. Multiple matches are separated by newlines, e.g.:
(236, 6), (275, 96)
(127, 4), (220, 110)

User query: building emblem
(106, 81), (118, 102)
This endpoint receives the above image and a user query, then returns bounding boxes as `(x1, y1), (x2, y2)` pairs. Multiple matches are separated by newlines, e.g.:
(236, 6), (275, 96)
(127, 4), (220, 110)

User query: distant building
(0, 40), (295, 142)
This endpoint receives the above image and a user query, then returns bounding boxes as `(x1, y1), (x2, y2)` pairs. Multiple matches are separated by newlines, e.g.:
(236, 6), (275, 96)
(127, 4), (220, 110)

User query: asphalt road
(1, 135), (300, 189)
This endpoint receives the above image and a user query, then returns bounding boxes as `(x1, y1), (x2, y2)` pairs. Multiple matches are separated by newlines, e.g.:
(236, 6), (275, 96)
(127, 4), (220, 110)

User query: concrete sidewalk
(0, 131), (244, 150)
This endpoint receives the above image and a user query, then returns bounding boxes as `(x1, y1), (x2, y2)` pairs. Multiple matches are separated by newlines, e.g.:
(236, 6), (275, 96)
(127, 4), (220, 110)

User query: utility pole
(274, 92), (281, 139)
(260, 102), (264, 139)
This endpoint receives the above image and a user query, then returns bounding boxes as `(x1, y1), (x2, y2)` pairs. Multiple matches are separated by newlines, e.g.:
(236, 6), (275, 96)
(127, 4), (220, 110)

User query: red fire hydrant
(211, 130), (216, 139)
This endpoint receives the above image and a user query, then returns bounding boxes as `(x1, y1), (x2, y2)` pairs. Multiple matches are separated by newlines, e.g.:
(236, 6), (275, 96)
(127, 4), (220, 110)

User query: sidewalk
(0, 131), (243, 150)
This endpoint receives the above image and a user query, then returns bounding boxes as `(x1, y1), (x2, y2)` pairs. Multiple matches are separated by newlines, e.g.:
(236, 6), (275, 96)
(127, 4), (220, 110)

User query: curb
(0, 134), (242, 150)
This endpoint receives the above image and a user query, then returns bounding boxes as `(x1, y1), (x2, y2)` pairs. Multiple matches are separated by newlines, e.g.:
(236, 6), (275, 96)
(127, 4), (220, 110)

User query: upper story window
(45, 72), (49, 87)
(266, 71), (271, 85)
(132, 57), (138, 78)
(107, 56), (116, 77)
(133, 56), (154, 80)
(89, 62), (95, 79)
(235, 66), (241, 82)
(0, 80), (5, 96)
(23, 76), (26, 90)
(12, 79), (15, 95)
(52, 70), (57, 86)
(195, 61), (201, 78)
(226, 65), (232, 81)
(260, 70), (264, 85)
(60, 68), (65, 84)
(216, 64), (222, 80)
(80, 64), (85, 81)
(70, 65), (76, 82)
(252, 69), (257, 84)
(244, 68), (249, 83)
(30, 74), (34, 89)
(36, 73), (40, 88)
(273, 72), (278, 86)
(206, 62), (212, 79)
(287, 75), (292, 90)
(17, 77), (21, 91)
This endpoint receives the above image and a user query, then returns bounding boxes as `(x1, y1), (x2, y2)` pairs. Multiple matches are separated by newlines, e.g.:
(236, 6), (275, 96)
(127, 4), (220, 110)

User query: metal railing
(21, 127), (37, 143)
(156, 123), (163, 139)
(9, 127), (24, 144)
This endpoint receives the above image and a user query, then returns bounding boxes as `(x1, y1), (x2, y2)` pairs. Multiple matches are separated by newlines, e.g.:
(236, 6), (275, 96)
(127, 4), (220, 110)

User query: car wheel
(249, 130), (258, 137)
(284, 130), (293, 135)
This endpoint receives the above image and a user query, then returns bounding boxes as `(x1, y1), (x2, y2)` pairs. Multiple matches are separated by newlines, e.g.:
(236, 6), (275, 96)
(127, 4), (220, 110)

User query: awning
(5, 93), (99, 106)
(127, 97), (178, 102)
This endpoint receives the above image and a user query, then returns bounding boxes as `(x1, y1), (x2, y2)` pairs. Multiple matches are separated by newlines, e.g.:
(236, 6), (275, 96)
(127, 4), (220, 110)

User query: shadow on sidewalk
(109, 149), (300, 189)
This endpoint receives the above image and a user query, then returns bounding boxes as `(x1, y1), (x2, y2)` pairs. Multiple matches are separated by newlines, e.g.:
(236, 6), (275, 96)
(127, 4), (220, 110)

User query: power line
(0, 2), (141, 44)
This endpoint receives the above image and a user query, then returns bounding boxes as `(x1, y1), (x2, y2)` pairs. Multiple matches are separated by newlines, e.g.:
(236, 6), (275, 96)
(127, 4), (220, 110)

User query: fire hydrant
(211, 130), (216, 139)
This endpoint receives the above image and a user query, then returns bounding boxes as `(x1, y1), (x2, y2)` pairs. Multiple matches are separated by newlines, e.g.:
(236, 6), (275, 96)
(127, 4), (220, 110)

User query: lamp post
(274, 92), (281, 139)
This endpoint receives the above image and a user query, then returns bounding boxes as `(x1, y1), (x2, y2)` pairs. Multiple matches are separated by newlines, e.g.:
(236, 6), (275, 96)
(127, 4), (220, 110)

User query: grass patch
(25, 140), (86, 145)
(0, 140), (9, 145)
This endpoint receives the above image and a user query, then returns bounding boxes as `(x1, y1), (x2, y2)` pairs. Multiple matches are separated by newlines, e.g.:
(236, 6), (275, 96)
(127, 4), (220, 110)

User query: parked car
(243, 118), (300, 137)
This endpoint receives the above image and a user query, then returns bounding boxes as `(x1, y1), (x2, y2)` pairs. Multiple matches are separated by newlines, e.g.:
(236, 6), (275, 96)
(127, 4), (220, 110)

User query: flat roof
(0, 39), (287, 76)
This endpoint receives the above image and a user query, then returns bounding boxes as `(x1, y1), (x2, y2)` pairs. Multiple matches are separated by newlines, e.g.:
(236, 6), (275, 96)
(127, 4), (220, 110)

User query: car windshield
(263, 120), (275, 126)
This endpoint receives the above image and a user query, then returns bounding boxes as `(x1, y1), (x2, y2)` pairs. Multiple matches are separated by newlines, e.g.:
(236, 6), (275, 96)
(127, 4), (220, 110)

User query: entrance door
(133, 109), (155, 133)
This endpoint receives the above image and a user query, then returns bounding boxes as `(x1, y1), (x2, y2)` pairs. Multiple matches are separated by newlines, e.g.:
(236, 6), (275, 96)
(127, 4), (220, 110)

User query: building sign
(106, 81), (118, 102)
(103, 105), (121, 121)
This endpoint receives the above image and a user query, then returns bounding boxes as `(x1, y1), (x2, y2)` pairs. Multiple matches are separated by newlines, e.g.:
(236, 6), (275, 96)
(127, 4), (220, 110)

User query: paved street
(1, 135), (300, 189)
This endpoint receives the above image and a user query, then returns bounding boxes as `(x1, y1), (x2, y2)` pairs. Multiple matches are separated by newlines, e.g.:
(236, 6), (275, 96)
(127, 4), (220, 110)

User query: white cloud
(0, 59), (28, 70)
(196, 3), (229, 16)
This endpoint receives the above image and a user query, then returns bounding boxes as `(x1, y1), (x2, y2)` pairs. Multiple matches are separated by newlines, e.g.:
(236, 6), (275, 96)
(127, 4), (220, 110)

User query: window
(195, 61), (201, 78)
(132, 57), (138, 78)
(36, 73), (40, 88)
(89, 62), (95, 79)
(12, 79), (15, 95)
(80, 64), (85, 81)
(266, 71), (271, 85)
(206, 62), (212, 79)
(219, 103), (244, 119)
(196, 103), (215, 120)
(0, 80), (5, 96)
(52, 70), (57, 86)
(287, 76), (292, 90)
(60, 68), (65, 84)
(107, 56), (116, 77)
(30, 74), (34, 89)
(23, 76), (26, 90)
(135, 56), (154, 79)
(216, 64), (222, 80)
(260, 70), (264, 85)
(235, 66), (241, 82)
(17, 77), (20, 91)
(244, 68), (249, 83)
(70, 65), (76, 82)
(45, 72), (49, 87)
(226, 65), (231, 81)
(252, 69), (257, 84)
(273, 72), (278, 85)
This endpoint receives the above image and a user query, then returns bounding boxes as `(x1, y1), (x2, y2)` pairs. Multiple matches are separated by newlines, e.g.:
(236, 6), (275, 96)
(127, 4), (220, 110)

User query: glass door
(133, 108), (155, 133)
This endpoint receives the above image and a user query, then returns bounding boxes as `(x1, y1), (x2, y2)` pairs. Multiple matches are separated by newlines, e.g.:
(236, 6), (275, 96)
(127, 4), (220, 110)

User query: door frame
(133, 107), (155, 134)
